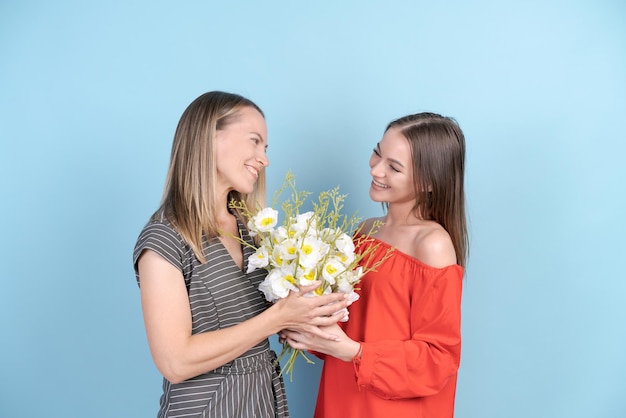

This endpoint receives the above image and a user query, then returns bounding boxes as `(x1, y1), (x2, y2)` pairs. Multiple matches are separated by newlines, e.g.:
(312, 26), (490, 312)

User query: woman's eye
(372, 148), (381, 157)
(251, 137), (260, 144)
(390, 165), (400, 173)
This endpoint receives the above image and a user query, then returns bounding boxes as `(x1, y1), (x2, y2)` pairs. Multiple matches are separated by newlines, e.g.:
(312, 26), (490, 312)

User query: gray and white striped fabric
(133, 215), (289, 418)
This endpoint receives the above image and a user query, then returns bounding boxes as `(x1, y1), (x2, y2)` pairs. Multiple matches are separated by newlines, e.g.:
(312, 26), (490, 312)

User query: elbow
(162, 371), (186, 385)
(155, 358), (191, 385)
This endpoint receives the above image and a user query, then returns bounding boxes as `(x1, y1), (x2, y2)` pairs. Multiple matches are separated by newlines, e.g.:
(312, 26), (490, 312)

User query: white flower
(259, 265), (298, 302)
(335, 275), (360, 303)
(290, 211), (316, 237)
(295, 266), (317, 286)
(335, 266), (364, 287)
(321, 257), (344, 285)
(269, 247), (283, 268)
(247, 246), (269, 273)
(349, 266), (365, 284)
(336, 251), (356, 266)
(335, 233), (356, 263)
(252, 208), (279, 233)
(271, 226), (289, 244)
(276, 238), (299, 262)
(335, 232), (354, 253)
(302, 282), (331, 298)
(298, 235), (327, 269)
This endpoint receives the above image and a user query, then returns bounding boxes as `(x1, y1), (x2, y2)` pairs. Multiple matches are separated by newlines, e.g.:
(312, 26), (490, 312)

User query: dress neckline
(355, 233), (462, 272)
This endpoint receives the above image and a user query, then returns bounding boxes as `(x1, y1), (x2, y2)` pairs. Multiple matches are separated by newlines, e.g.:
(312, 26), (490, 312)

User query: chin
(369, 189), (384, 202)
(233, 181), (255, 196)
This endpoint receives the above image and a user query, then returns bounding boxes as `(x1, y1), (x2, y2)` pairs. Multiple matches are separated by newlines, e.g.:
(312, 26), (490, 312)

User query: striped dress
(133, 215), (289, 418)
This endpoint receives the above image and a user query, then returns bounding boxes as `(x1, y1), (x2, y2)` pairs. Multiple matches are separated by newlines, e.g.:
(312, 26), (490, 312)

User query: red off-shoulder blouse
(314, 235), (464, 418)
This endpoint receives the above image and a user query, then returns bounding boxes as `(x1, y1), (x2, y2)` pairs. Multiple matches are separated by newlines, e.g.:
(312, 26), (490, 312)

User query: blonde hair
(153, 91), (266, 263)
(386, 113), (468, 268)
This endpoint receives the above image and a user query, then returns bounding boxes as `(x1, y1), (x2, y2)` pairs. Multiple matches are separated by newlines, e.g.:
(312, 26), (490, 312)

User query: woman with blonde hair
(133, 91), (349, 418)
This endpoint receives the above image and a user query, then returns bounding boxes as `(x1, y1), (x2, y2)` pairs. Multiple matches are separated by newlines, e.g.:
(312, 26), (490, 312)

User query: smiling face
(215, 106), (269, 196)
(368, 126), (417, 205)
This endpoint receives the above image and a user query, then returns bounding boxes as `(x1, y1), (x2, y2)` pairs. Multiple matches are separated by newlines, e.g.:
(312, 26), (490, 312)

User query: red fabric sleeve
(354, 266), (463, 399)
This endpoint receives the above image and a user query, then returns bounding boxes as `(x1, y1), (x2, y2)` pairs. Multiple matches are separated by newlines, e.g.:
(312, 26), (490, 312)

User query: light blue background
(1, 1), (625, 417)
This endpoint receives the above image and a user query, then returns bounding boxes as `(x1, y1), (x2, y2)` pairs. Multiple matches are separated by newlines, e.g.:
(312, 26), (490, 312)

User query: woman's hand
(272, 281), (351, 341)
(280, 323), (361, 362)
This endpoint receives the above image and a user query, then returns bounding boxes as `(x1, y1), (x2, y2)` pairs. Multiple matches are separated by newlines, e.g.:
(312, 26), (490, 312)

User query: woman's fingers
(309, 298), (351, 320)
(296, 281), (322, 294)
(296, 282), (350, 308)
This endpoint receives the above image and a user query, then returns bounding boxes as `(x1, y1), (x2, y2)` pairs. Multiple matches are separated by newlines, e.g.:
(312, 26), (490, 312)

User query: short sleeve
(132, 220), (189, 286)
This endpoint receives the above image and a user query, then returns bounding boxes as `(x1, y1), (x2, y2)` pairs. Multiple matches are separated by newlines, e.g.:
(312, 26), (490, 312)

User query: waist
(210, 345), (275, 375)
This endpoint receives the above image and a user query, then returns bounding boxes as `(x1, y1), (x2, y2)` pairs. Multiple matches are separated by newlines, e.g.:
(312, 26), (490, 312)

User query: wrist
(343, 341), (362, 362)
(263, 302), (286, 335)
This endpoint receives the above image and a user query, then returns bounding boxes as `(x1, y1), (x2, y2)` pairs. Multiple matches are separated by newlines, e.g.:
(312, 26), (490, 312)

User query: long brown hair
(152, 91), (267, 263)
(386, 113), (468, 268)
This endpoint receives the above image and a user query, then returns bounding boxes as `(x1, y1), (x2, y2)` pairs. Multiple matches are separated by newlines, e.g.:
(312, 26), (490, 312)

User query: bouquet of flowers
(230, 172), (390, 380)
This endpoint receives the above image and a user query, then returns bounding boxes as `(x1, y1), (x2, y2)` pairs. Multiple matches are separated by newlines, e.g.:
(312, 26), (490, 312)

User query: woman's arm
(138, 249), (349, 383)
(353, 267), (463, 399)
(282, 266), (463, 400)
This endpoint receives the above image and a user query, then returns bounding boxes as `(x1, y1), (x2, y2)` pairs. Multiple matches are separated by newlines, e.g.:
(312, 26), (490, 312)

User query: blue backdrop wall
(1, 1), (625, 417)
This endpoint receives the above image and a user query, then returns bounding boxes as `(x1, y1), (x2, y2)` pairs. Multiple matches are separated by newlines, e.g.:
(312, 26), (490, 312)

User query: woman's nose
(257, 152), (269, 167)
(370, 160), (383, 177)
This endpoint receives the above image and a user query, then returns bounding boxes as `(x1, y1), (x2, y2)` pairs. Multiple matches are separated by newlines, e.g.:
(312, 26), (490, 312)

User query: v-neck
(215, 217), (247, 273)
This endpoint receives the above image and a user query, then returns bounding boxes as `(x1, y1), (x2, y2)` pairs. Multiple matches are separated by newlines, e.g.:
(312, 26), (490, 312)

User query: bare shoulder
(412, 224), (457, 268)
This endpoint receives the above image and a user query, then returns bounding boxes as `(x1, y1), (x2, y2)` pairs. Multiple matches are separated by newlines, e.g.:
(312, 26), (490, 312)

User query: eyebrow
(376, 143), (405, 167)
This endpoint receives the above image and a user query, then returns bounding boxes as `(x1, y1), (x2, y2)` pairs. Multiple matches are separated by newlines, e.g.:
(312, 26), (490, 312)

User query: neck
(215, 188), (233, 219)
(384, 202), (422, 226)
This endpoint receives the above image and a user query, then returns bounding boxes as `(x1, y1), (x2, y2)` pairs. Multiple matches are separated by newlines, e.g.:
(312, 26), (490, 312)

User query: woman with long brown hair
(282, 112), (468, 418)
